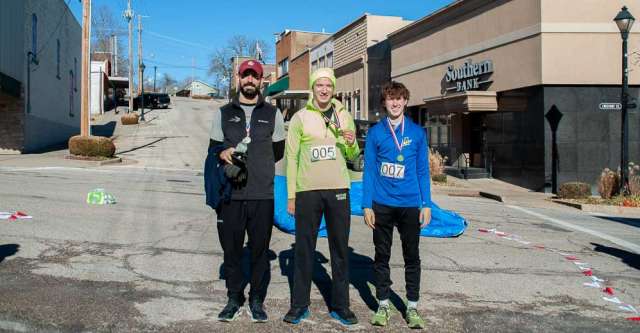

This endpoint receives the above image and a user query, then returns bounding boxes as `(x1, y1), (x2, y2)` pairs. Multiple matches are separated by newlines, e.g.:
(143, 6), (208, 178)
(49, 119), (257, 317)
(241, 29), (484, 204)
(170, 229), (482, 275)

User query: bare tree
(208, 35), (272, 98)
(160, 73), (177, 93)
(91, 5), (128, 76)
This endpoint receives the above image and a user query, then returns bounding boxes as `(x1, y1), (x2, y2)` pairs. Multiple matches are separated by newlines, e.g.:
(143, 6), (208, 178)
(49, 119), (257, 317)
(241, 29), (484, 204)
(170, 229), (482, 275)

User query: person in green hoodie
(283, 68), (360, 325)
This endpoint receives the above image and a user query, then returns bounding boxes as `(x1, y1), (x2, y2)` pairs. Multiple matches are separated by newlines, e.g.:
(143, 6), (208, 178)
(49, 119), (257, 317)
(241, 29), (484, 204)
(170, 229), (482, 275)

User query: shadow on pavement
(348, 247), (405, 314)
(116, 137), (168, 155)
(217, 247), (277, 303)
(279, 244), (333, 310)
(278, 244), (405, 314)
(591, 242), (639, 270)
(592, 215), (640, 229)
(0, 244), (20, 263)
(91, 121), (117, 138)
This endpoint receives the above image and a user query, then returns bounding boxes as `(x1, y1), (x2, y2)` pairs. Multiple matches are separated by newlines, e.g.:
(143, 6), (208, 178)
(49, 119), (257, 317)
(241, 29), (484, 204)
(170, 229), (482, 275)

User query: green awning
(265, 76), (289, 96)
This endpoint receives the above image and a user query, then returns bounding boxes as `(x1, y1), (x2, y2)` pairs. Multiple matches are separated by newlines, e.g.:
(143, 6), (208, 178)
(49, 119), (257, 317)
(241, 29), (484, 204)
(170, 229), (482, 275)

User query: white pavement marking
(507, 205), (640, 254)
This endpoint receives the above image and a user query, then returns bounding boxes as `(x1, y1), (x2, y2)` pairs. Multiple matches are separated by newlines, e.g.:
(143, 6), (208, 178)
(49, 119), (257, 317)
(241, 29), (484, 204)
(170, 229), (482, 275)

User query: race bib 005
(310, 145), (337, 162)
(380, 162), (405, 179)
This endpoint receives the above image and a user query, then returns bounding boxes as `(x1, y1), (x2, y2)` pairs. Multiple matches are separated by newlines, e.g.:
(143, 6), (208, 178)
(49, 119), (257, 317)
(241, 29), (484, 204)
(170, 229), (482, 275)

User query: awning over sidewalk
(423, 91), (497, 114)
(423, 91), (528, 114)
(108, 76), (129, 89)
(265, 76), (289, 96)
(271, 90), (310, 99)
(0, 72), (21, 98)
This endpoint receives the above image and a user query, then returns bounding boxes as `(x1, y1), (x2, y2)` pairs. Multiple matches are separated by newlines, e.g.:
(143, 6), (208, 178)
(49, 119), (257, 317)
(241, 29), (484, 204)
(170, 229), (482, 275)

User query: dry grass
(597, 168), (620, 199)
(558, 182), (591, 199)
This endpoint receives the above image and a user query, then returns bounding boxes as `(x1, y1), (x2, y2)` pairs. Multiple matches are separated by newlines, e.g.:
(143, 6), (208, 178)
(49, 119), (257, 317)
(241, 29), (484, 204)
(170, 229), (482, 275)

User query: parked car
(348, 119), (377, 171)
(133, 93), (171, 110)
(153, 93), (171, 109)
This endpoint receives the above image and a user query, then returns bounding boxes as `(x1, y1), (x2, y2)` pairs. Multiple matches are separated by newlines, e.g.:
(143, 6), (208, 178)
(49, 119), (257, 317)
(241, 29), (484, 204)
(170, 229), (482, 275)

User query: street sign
(599, 102), (622, 110)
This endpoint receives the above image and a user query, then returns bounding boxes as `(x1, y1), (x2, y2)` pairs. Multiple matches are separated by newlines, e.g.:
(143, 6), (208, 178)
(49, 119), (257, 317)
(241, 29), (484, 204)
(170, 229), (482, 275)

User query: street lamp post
(140, 62), (146, 121)
(614, 6), (635, 195)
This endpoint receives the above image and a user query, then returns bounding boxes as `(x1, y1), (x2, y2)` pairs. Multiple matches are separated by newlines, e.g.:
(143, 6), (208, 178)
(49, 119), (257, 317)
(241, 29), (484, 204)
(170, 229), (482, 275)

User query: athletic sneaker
(406, 307), (425, 329)
(283, 307), (309, 324)
(218, 299), (242, 322)
(329, 308), (358, 325)
(370, 304), (391, 326)
(249, 300), (268, 322)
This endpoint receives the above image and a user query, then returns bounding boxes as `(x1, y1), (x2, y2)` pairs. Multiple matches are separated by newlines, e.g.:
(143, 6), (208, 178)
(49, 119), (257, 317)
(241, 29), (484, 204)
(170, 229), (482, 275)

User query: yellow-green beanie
(309, 67), (336, 89)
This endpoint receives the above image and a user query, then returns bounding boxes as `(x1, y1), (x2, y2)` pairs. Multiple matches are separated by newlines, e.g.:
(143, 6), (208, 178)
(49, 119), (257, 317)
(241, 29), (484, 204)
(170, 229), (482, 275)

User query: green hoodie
(285, 98), (360, 199)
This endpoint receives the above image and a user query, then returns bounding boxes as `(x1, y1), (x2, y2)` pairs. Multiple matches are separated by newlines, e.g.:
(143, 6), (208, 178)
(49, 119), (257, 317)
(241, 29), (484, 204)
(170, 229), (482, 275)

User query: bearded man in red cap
(208, 59), (286, 323)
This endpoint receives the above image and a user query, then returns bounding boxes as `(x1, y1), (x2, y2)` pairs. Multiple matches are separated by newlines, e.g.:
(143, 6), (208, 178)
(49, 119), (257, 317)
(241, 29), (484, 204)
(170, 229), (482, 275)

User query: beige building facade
(389, 0), (640, 191)
(333, 14), (411, 120)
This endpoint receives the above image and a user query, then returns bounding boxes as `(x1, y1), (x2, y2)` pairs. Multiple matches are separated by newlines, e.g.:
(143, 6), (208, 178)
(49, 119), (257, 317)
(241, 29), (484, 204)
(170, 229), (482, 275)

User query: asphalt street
(0, 97), (638, 332)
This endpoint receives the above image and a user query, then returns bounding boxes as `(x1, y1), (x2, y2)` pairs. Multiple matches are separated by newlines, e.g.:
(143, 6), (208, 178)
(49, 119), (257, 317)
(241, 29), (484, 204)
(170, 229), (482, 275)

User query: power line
(144, 59), (208, 71)
(144, 31), (214, 51)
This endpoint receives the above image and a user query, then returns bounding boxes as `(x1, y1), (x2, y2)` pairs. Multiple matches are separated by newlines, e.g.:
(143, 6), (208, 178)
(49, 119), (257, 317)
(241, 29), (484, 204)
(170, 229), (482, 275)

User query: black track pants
(292, 189), (351, 311)
(372, 202), (421, 302)
(217, 199), (274, 303)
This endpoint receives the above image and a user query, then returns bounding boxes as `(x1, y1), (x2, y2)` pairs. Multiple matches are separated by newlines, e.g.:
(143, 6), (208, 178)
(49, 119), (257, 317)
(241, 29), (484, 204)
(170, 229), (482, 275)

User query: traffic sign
(599, 103), (622, 110)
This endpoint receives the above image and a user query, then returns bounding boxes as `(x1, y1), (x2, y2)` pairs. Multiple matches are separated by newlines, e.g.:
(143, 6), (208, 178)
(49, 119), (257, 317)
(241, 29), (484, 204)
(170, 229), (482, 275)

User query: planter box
(552, 199), (640, 215)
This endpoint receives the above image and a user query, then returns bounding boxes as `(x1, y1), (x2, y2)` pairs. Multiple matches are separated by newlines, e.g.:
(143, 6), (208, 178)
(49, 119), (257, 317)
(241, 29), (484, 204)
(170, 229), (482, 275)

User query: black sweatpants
(292, 189), (351, 311)
(217, 199), (274, 303)
(372, 202), (421, 302)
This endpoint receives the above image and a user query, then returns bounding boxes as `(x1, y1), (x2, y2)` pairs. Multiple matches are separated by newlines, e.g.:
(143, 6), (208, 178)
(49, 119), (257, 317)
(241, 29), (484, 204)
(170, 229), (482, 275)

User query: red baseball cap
(238, 59), (263, 78)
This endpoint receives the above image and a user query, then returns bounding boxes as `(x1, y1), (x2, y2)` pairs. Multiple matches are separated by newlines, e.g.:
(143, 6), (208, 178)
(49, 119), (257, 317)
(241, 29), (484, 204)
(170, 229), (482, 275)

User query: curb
(479, 191), (506, 203)
(64, 155), (122, 166)
(552, 199), (640, 215)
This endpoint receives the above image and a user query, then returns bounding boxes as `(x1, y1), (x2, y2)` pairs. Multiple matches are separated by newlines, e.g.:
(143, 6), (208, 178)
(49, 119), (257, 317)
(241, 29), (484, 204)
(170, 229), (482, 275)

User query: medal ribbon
(322, 109), (341, 135)
(386, 116), (404, 154)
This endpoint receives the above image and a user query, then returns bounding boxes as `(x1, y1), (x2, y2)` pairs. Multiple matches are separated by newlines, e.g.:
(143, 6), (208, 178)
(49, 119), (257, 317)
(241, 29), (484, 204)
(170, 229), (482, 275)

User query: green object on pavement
(87, 189), (116, 205)
(370, 305), (391, 327)
(406, 307), (425, 329)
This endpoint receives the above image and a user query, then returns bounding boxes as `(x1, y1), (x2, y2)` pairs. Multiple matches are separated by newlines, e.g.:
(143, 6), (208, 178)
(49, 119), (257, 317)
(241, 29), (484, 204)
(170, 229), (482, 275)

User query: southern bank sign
(445, 59), (494, 93)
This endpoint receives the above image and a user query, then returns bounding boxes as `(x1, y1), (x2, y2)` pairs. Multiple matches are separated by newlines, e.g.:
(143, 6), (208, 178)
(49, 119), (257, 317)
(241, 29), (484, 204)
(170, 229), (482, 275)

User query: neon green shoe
(406, 307), (425, 329)
(370, 304), (391, 326)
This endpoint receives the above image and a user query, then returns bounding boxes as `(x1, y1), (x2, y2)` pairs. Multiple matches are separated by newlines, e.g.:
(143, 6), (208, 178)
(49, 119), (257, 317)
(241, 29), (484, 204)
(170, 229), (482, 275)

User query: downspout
(362, 54), (367, 120)
(26, 52), (38, 114)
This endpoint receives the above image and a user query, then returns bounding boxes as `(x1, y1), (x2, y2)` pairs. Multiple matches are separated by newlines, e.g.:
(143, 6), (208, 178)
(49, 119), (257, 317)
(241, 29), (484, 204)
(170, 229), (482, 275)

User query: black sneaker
(249, 300), (268, 323)
(218, 299), (242, 322)
(330, 308), (358, 325)
(283, 306), (309, 324)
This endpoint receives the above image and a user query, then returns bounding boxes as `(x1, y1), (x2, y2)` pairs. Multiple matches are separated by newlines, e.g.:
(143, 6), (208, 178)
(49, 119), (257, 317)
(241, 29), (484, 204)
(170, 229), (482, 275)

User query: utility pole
(124, 0), (133, 113)
(153, 65), (157, 92)
(137, 14), (143, 95)
(113, 34), (118, 76)
(80, 0), (91, 136)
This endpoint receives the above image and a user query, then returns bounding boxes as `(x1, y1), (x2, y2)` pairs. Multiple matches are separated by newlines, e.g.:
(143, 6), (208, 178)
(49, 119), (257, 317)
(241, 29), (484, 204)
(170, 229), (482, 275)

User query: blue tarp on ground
(273, 176), (467, 238)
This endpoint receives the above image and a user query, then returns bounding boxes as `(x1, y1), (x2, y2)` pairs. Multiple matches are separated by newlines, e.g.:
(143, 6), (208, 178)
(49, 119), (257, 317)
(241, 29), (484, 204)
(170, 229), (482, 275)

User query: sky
(69, 0), (455, 85)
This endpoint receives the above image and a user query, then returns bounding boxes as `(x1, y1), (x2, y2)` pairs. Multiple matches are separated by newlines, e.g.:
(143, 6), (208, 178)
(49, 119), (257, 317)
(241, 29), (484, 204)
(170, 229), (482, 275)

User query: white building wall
(90, 61), (106, 115)
(190, 81), (216, 96)
(23, 0), (81, 151)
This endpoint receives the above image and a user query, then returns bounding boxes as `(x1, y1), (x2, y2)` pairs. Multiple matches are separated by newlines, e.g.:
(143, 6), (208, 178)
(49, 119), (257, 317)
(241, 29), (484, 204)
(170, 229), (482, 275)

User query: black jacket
(216, 96), (283, 200)
(204, 144), (231, 212)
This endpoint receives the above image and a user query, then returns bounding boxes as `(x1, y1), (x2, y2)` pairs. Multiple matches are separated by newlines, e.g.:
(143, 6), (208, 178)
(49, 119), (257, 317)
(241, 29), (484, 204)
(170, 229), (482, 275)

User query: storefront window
(425, 113), (451, 147)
